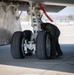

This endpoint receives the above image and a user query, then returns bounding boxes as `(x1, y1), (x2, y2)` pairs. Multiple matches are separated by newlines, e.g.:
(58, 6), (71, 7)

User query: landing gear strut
(11, 2), (51, 59)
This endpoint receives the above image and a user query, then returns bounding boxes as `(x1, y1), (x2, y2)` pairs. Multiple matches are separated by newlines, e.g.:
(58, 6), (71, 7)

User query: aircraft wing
(2, 0), (74, 12)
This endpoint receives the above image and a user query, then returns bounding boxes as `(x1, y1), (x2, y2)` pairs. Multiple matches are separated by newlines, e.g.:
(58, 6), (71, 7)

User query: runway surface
(0, 24), (74, 75)
(0, 44), (74, 75)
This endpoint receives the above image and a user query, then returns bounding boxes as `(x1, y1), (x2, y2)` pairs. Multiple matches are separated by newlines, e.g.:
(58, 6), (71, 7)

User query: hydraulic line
(39, 4), (53, 22)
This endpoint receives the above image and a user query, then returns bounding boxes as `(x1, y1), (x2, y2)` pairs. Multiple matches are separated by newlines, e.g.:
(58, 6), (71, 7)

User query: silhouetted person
(41, 23), (63, 59)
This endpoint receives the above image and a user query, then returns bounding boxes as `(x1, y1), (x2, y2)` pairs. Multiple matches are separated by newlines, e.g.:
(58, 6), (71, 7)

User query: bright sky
(58, 6), (74, 15)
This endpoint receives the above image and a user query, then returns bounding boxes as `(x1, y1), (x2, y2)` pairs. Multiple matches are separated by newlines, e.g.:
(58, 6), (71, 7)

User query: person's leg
(56, 41), (63, 56)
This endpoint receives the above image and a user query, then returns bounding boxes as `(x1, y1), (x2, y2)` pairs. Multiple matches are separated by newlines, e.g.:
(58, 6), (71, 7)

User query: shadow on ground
(0, 44), (74, 73)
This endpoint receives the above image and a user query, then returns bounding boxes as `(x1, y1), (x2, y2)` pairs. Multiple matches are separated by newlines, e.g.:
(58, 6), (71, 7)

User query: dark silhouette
(41, 23), (63, 59)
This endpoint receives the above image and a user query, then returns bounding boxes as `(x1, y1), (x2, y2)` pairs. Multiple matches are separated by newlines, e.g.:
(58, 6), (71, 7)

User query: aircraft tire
(23, 30), (33, 56)
(36, 31), (51, 59)
(11, 31), (25, 59)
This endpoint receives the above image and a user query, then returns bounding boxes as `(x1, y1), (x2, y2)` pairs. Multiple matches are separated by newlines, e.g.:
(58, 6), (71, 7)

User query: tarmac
(0, 44), (74, 75)
(0, 25), (74, 75)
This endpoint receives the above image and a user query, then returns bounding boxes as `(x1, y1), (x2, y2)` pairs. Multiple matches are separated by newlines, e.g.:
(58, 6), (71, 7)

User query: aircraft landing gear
(11, 30), (35, 59)
(36, 31), (51, 59)
(23, 30), (33, 56)
(11, 30), (51, 59)
(11, 2), (51, 60)
(11, 31), (25, 59)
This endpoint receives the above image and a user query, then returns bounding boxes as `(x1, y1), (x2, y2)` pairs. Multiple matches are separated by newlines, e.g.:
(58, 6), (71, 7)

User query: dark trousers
(50, 36), (63, 57)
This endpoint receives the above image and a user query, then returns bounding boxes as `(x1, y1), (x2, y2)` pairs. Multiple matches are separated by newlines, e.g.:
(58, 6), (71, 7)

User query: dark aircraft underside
(1, 0), (74, 12)
(0, 0), (74, 12)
